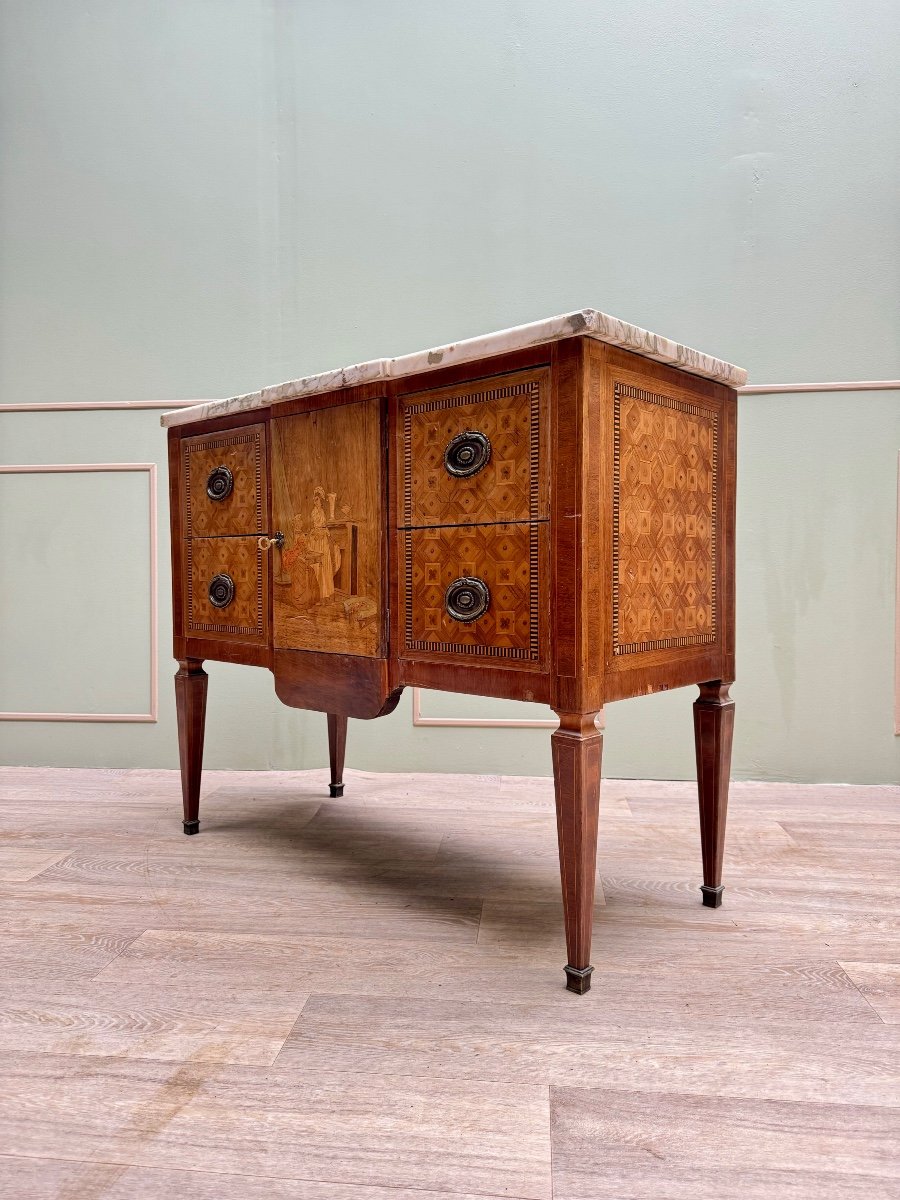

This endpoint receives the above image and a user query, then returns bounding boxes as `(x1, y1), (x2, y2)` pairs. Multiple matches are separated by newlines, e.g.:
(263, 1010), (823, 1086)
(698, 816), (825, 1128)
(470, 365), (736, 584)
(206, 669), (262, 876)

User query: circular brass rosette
(445, 576), (490, 622)
(208, 573), (235, 609)
(443, 430), (491, 478)
(206, 465), (234, 501)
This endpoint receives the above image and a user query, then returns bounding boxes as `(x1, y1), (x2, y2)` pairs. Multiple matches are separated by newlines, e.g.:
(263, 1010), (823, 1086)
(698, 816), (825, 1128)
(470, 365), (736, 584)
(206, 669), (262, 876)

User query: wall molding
(896, 452), (900, 736)
(0, 463), (158, 723)
(411, 688), (607, 730)
(411, 687), (558, 729)
(1, 378), (899, 414)
(0, 399), (211, 413)
(737, 380), (900, 395)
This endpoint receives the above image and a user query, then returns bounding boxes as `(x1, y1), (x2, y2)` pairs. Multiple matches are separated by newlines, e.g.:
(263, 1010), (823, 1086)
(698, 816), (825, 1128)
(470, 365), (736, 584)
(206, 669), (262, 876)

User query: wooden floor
(1, 766), (899, 1199)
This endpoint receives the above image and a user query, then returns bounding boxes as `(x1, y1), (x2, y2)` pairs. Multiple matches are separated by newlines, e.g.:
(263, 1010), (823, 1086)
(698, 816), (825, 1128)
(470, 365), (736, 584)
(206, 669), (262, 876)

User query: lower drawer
(398, 522), (548, 668)
(185, 536), (268, 644)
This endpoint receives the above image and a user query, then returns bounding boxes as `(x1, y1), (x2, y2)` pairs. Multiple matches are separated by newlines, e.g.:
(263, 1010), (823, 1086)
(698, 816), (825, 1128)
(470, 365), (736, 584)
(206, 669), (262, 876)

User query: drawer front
(399, 522), (548, 667)
(398, 368), (549, 528)
(183, 423), (266, 538)
(186, 536), (268, 644)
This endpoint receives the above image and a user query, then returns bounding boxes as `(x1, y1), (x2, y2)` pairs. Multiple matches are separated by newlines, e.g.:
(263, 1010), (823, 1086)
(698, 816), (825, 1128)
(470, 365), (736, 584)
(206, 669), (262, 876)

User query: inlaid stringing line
(404, 531), (415, 647)
(528, 381), (540, 521)
(403, 410), (413, 527)
(403, 377), (539, 417)
(529, 523), (540, 659)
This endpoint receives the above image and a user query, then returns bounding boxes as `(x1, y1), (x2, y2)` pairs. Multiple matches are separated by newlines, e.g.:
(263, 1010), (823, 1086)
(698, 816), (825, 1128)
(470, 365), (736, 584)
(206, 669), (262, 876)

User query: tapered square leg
(552, 712), (602, 994)
(693, 680), (734, 906)
(327, 713), (348, 797)
(175, 658), (208, 834)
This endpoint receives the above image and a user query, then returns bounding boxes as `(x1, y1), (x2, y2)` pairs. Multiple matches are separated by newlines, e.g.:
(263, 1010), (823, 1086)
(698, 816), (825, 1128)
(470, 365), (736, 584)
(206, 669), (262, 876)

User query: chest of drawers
(163, 310), (745, 993)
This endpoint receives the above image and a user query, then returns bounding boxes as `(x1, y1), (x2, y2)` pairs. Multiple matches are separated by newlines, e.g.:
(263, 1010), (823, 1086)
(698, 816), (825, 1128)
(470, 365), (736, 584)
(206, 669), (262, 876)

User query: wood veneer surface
(0, 766), (898, 1199)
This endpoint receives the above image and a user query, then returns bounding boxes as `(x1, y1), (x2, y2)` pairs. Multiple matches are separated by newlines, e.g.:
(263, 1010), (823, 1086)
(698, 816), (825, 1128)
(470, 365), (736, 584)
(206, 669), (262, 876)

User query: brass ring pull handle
(257, 532), (285, 551)
(445, 576), (490, 623)
(444, 430), (491, 478)
(208, 573), (235, 609)
(206, 465), (234, 501)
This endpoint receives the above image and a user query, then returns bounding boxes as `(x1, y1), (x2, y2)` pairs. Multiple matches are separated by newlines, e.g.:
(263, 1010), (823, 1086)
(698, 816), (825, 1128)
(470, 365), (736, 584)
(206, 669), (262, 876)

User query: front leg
(327, 713), (348, 797)
(552, 711), (603, 994)
(174, 658), (208, 834)
(693, 680), (735, 906)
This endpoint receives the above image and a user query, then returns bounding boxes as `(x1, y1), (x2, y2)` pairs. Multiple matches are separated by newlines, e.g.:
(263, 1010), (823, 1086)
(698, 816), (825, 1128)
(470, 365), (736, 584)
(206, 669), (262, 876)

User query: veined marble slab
(160, 308), (747, 428)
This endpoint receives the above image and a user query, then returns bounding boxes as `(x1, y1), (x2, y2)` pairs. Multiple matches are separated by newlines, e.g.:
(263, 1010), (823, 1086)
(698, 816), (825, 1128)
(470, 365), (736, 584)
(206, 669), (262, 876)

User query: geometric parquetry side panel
(403, 522), (543, 662)
(612, 382), (718, 655)
(400, 370), (546, 527)
(187, 536), (265, 641)
(184, 424), (265, 538)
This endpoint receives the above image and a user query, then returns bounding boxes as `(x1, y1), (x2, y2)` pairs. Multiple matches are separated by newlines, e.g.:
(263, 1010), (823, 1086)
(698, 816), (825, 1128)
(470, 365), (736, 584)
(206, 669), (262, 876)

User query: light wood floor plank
(90, 925), (877, 1019)
(277, 992), (899, 1103)
(0, 986), (307, 1065)
(0, 1155), (509, 1200)
(0, 1054), (551, 1198)
(550, 1086), (900, 1197)
(1, 878), (482, 944)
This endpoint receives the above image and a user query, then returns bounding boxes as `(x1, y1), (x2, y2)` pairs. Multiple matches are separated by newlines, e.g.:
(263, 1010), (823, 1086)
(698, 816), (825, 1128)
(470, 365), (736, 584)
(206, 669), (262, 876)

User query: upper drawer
(397, 368), (549, 528)
(182, 423), (267, 538)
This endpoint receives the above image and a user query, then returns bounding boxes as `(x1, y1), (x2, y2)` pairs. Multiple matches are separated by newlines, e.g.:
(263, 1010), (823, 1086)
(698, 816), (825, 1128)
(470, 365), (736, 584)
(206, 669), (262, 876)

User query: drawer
(182, 423), (267, 538)
(399, 522), (548, 667)
(186, 536), (268, 644)
(398, 368), (549, 528)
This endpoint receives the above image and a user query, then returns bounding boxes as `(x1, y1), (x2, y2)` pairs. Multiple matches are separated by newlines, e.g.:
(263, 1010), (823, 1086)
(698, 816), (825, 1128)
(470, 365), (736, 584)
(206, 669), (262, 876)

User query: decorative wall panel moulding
(0, 463), (158, 723)
(896, 452), (900, 736)
(411, 688), (606, 730)
(411, 687), (558, 729)
(737, 380), (900, 395)
(0, 399), (211, 413)
(1, 381), (898, 415)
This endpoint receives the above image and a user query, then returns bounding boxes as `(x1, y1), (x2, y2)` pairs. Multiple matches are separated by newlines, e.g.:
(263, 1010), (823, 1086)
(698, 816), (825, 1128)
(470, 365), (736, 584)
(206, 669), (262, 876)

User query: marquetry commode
(163, 310), (745, 994)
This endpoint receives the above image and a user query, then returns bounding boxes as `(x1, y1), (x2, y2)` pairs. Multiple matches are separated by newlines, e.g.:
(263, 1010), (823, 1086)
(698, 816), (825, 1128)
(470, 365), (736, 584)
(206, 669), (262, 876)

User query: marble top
(160, 309), (747, 428)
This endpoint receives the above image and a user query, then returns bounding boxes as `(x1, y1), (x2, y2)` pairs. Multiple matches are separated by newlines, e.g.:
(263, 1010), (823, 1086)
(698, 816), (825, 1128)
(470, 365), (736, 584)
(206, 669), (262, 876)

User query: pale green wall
(1, 1), (898, 784)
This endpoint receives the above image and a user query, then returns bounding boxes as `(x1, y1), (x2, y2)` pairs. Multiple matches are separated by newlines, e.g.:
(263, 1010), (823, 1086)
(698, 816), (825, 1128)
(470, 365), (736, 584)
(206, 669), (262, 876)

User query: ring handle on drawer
(206, 465), (234, 501)
(444, 430), (491, 478)
(208, 573), (235, 609)
(445, 576), (491, 623)
(258, 532), (284, 551)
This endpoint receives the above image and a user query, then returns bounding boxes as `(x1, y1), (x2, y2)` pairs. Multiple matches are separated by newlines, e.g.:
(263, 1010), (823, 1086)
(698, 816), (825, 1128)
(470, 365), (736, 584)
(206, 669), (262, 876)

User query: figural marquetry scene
(272, 401), (383, 660)
(164, 309), (743, 993)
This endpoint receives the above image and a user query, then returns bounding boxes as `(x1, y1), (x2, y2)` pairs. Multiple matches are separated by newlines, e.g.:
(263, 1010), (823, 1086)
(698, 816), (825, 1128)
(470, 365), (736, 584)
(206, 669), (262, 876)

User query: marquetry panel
(612, 381), (718, 655)
(186, 536), (267, 643)
(183, 424), (266, 538)
(401, 522), (548, 666)
(398, 369), (548, 528)
(272, 399), (383, 658)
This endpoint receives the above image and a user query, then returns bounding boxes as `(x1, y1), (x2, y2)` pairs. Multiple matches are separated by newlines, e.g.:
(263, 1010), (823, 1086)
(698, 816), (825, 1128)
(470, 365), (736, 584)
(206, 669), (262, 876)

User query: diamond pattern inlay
(187, 536), (266, 642)
(612, 382), (717, 655)
(403, 523), (544, 661)
(184, 425), (265, 538)
(400, 370), (547, 528)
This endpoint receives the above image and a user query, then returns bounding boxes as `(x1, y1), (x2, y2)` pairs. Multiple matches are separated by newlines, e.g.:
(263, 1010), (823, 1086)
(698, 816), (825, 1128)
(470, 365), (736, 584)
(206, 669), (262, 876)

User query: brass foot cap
(564, 964), (594, 994)
(701, 884), (724, 908)
(183, 820), (200, 835)
(329, 783), (344, 798)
